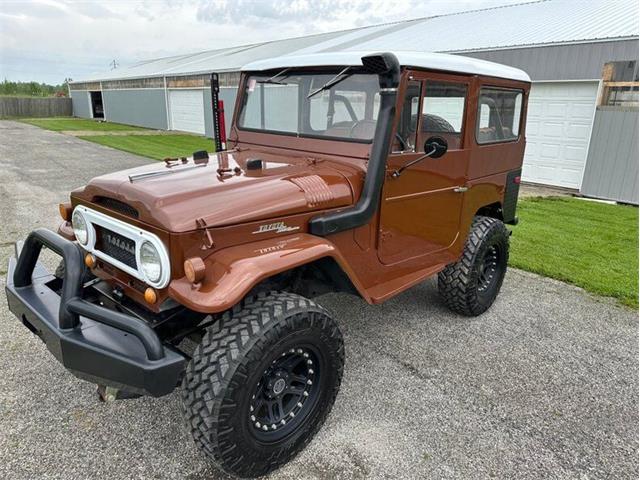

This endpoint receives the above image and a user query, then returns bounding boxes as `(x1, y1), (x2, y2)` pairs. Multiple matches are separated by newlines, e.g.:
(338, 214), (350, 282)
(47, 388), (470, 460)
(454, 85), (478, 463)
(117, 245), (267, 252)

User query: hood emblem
(253, 222), (300, 235)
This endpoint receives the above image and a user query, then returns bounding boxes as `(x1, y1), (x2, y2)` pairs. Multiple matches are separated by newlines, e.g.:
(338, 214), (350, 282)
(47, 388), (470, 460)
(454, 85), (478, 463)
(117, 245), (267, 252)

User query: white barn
(69, 0), (639, 202)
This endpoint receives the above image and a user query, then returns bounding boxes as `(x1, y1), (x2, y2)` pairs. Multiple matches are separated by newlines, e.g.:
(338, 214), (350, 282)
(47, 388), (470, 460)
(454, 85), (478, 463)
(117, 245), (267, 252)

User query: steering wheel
(349, 120), (377, 139)
(395, 133), (408, 151)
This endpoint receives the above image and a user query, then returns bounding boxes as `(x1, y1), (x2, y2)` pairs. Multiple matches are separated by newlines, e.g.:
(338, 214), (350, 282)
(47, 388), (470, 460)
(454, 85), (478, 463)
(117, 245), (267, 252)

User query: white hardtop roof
(241, 51), (531, 82)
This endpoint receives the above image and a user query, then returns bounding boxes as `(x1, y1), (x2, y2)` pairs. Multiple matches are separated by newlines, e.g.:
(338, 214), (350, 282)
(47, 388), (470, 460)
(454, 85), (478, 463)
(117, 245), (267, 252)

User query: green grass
(510, 197), (638, 308)
(78, 134), (214, 160)
(20, 117), (147, 131)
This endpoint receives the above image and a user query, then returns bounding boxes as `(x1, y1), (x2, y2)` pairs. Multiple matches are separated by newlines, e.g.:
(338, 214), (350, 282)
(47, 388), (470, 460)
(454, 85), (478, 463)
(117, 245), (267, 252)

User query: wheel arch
(168, 233), (368, 314)
(475, 201), (504, 221)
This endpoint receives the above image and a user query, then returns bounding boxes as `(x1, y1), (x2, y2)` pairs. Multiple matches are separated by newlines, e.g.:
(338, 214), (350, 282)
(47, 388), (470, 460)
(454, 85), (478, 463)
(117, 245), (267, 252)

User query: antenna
(110, 59), (119, 70)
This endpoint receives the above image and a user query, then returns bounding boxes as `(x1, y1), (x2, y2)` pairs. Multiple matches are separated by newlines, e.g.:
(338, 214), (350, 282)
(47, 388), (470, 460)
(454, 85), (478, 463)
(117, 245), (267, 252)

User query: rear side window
(420, 82), (467, 150)
(476, 87), (523, 144)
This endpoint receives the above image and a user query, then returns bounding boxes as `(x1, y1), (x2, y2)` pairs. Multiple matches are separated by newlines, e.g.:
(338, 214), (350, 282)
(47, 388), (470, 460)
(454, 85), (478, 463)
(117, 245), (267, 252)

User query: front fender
(168, 233), (365, 313)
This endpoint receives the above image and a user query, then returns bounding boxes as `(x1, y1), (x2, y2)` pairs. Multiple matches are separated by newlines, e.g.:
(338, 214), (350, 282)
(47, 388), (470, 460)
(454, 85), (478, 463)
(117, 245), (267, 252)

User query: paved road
(0, 121), (637, 479)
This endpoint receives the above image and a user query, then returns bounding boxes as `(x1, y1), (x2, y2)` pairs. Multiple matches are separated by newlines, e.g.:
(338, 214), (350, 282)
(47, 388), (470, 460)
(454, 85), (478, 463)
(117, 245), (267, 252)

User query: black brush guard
(4, 228), (185, 397)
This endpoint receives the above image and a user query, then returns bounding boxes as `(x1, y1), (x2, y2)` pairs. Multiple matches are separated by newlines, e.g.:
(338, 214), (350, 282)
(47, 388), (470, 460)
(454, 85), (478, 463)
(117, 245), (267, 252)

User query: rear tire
(181, 291), (344, 478)
(438, 216), (509, 316)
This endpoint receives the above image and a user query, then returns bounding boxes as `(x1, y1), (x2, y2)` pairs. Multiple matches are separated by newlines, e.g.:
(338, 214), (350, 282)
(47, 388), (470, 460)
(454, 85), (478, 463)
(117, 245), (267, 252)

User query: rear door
(377, 71), (470, 266)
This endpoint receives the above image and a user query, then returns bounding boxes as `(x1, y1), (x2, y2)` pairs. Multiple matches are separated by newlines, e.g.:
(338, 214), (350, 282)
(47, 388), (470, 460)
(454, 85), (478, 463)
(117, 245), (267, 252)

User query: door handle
(453, 186), (468, 193)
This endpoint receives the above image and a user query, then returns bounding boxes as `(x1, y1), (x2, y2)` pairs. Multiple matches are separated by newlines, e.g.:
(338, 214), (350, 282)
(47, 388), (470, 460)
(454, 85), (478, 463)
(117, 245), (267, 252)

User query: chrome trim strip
(128, 163), (207, 182)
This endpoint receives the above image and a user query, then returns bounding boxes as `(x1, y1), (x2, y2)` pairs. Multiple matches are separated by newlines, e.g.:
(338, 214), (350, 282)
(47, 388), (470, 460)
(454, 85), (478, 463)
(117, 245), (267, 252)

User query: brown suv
(5, 51), (530, 478)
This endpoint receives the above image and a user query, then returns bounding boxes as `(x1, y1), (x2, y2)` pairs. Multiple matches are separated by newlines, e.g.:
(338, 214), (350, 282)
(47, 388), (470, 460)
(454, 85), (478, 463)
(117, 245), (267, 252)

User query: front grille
(94, 196), (139, 219)
(96, 227), (137, 269)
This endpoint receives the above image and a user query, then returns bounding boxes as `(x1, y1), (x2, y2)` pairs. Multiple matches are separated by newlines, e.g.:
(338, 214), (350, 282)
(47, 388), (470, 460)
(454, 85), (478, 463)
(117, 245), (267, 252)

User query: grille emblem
(103, 232), (136, 255)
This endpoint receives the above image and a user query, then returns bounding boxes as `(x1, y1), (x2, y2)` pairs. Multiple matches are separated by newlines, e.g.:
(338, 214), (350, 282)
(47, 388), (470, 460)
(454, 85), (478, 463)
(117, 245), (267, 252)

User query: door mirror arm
(391, 147), (437, 178)
(391, 136), (448, 178)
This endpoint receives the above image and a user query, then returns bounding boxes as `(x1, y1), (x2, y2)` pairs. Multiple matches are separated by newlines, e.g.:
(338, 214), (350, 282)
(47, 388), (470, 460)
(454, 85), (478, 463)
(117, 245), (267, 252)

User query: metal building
(69, 0), (639, 203)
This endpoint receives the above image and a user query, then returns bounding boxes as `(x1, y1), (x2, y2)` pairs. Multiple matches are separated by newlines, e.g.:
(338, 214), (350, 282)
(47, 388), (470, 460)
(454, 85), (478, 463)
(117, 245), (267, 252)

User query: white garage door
(523, 82), (599, 189)
(169, 89), (205, 135)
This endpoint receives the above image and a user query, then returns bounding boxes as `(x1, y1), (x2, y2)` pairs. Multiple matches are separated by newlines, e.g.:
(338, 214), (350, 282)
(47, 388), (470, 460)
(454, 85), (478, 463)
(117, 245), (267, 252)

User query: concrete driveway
(0, 120), (637, 479)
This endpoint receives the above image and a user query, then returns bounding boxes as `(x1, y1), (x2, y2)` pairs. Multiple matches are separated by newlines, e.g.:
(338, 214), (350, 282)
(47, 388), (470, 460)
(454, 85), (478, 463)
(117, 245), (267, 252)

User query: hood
(74, 149), (359, 232)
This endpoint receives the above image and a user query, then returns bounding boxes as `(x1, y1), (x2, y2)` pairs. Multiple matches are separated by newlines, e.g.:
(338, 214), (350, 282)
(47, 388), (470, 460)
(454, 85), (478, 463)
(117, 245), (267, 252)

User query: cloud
(0, 0), (528, 84)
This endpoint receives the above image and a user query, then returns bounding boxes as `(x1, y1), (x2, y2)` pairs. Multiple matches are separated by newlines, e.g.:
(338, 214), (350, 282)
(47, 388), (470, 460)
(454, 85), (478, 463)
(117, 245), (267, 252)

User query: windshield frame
(235, 68), (381, 145)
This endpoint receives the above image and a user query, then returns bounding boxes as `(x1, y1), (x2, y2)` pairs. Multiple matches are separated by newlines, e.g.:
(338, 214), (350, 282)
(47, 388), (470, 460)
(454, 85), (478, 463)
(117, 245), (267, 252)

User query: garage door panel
(564, 145), (587, 161)
(169, 89), (205, 135)
(545, 102), (569, 117)
(570, 103), (597, 118)
(566, 123), (591, 140)
(540, 143), (561, 158)
(540, 121), (564, 137)
(523, 81), (598, 189)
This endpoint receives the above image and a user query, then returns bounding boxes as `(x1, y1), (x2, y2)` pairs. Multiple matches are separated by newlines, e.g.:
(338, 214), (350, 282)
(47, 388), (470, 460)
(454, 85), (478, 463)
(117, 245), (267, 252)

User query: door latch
(453, 186), (468, 193)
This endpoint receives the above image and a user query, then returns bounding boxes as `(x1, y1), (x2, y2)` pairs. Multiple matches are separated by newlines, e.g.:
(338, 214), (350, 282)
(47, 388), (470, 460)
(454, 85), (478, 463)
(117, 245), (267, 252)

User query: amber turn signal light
(184, 257), (206, 284)
(84, 253), (96, 269)
(59, 202), (72, 221)
(144, 287), (157, 305)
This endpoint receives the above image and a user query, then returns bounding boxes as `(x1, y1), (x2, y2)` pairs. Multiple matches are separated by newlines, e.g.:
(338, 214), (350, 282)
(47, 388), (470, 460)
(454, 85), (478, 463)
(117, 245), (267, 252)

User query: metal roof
(73, 0), (639, 83)
(242, 51), (531, 82)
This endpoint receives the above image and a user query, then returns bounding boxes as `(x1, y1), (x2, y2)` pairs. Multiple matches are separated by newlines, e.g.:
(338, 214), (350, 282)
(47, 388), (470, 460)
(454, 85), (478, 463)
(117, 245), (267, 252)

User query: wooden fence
(0, 96), (72, 118)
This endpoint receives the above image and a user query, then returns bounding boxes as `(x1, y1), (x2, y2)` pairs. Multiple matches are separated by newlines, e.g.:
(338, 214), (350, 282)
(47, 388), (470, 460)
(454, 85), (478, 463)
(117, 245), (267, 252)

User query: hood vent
(94, 196), (139, 219)
(289, 175), (334, 208)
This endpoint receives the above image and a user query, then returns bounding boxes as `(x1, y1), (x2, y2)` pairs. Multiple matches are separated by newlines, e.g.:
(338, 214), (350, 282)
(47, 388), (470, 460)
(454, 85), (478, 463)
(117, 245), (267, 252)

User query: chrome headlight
(140, 241), (162, 283)
(71, 209), (88, 245)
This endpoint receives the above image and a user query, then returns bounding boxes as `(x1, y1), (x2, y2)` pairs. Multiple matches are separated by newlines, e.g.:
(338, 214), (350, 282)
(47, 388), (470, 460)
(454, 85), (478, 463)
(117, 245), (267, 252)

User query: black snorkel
(309, 52), (401, 236)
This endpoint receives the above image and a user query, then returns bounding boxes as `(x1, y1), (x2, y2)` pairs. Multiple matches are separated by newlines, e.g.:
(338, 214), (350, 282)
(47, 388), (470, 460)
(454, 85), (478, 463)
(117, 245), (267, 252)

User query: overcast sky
(1, 0), (528, 84)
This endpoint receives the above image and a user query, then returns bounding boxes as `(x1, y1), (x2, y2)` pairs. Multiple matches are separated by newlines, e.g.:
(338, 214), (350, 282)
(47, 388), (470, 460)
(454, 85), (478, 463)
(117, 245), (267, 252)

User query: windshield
(238, 70), (381, 143)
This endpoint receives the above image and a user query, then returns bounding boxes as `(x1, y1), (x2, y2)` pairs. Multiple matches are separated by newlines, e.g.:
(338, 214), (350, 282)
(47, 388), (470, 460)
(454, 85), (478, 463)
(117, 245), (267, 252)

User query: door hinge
(453, 186), (468, 193)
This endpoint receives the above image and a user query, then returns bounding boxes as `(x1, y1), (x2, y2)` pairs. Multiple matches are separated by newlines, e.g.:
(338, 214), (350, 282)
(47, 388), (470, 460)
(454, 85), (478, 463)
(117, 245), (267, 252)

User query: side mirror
(391, 136), (449, 178)
(424, 136), (448, 158)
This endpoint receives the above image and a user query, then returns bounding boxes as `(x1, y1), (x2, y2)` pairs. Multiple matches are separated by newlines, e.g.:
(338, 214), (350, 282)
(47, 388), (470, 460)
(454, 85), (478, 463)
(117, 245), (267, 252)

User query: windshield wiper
(257, 68), (291, 85)
(307, 66), (352, 99)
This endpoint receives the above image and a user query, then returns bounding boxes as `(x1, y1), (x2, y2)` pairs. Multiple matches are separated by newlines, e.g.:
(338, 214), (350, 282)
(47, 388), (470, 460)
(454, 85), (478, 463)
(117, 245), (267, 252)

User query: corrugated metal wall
(70, 91), (92, 118)
(461, 39), (639, 81)
(103, 89), (168, 130)
(580, 107), (639, 204)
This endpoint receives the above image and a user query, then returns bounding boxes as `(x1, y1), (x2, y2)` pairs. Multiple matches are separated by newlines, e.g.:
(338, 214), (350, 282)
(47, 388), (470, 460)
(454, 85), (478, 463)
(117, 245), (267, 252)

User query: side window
(476, 87), (523, 144)
(392, 80), (421, 152)
(418, 82), (467, 150)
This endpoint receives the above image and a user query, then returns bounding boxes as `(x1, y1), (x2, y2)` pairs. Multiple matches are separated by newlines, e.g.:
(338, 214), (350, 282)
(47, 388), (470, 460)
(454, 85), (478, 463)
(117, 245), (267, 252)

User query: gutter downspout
(309, 52), (401, 236)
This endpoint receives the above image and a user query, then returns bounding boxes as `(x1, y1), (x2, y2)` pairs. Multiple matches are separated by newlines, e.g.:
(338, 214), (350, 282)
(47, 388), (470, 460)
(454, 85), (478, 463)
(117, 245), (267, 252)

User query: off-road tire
(423, 113), (456, 133)
(438, 216), (509, 316)
(181, 291), (344, 478)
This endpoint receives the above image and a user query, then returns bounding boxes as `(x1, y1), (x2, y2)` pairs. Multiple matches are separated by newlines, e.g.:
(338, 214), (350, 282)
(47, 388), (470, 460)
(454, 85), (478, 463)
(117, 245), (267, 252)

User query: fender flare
(168, 233), (367, 313)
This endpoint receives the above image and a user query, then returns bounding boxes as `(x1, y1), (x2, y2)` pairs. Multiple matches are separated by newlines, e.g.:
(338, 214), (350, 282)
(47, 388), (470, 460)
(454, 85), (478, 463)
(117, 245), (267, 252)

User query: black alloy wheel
(477, 244), (501, 294)
(181, 291), (344, 478)
(249, 346), (321, 441)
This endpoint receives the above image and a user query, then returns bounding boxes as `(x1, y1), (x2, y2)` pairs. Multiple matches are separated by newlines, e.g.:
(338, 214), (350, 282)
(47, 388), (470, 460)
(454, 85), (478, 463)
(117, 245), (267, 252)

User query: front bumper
(4, 228), (186, 397)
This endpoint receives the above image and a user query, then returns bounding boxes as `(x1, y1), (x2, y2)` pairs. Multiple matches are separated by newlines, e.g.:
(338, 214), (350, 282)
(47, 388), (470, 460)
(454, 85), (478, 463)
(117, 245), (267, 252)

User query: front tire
(438, 216), (509, 316)
(181, 292), (344, 478)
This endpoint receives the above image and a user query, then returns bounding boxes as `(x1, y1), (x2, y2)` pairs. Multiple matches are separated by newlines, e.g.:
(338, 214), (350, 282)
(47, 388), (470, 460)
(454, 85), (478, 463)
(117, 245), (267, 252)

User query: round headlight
(71, 209), (88, 245)
(140, 241), (162, 283)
